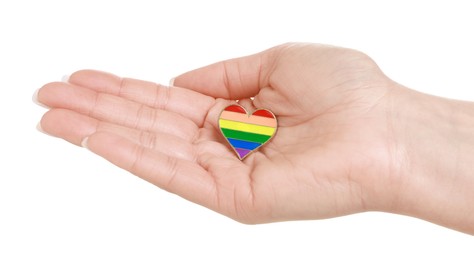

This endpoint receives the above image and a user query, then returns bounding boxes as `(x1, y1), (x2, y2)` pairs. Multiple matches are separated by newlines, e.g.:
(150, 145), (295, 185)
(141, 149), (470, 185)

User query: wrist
(387, 87), (474, 234)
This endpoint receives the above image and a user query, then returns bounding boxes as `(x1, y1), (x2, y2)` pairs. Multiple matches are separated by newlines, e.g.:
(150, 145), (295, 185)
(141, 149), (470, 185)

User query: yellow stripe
(219, 119), (276, 136)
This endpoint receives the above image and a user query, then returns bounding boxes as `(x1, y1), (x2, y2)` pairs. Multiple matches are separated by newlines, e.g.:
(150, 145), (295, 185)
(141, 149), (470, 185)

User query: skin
(35, 43), (474, 234)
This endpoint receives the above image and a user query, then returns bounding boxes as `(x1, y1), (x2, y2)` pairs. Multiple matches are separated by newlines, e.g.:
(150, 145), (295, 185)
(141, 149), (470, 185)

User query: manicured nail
(36, 122), (44, 133)
(169, 77), (175, 87)
(81, 137), (89, 149)
(61, 74), (70, 82)
(32, 89), (49, 108)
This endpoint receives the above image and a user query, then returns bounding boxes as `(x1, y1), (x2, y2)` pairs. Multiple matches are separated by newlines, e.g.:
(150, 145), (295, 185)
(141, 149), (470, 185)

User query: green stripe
(221, 128), (272, 143)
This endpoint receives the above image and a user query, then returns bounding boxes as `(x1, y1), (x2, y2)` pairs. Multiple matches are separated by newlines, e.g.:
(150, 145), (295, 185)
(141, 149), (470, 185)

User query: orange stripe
(219, 111), (277, 127)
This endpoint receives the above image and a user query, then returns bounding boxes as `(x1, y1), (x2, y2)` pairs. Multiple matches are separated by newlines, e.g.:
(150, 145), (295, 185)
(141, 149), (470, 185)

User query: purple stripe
(235, 148), (252, 159)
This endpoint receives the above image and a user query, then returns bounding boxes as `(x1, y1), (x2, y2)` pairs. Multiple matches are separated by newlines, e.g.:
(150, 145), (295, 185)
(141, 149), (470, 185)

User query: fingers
(40, 109), (197, 161)
(172, 47), (279, 100)
(85, 131), (217, 207)
(40, 108), (97, 145)
(68, 70), (215, 126)
(37, 83), (198, 141)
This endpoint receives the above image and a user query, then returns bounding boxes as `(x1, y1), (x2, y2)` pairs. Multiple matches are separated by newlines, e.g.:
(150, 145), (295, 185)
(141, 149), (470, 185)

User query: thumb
(171, 47), (278, 100)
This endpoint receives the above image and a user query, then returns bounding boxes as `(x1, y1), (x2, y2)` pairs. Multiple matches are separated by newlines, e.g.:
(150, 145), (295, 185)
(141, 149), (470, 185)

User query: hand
(36, 43), (474, 233)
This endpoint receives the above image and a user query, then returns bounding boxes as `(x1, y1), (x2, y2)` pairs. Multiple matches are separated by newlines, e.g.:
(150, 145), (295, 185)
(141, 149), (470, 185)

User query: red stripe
(252, 109), (275, 118)
(224, 105), (246, 113)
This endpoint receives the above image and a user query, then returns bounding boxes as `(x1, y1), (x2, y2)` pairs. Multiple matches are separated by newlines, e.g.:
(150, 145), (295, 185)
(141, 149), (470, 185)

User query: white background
(1, 0), (473, 259)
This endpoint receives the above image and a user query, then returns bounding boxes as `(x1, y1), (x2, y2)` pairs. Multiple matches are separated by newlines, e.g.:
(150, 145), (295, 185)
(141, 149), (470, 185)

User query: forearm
(392, 87), (474, 234)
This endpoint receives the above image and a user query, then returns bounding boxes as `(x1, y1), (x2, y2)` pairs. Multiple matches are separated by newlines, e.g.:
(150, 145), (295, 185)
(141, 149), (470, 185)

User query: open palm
(37, 43), (398, 223)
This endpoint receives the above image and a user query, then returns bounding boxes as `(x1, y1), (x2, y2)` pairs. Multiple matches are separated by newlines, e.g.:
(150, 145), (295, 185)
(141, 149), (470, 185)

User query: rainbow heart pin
(218, 104), (277, 160)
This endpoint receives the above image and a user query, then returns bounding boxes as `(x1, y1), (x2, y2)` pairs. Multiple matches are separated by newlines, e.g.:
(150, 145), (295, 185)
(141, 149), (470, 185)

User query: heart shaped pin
(218, 104), (277, 160)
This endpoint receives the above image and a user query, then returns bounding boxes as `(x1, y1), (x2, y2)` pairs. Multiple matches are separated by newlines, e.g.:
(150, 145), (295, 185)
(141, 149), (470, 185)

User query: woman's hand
(36, 43), (474, 234)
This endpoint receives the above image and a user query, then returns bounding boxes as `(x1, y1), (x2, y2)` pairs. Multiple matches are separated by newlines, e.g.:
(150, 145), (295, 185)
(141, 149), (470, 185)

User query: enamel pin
(218, 104), (278, 160)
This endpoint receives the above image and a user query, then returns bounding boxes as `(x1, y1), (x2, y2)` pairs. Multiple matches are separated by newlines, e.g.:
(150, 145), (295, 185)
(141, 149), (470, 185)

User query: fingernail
(36, 121), (45, 133)
(32, 89), (49, 108)
(169, 77), (175, 87)
(81, 137), (89, 149)
(61, 74), (70, 83)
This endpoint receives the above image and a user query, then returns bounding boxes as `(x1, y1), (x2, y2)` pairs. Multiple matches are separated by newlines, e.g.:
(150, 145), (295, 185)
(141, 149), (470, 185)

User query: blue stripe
(227, 138), (261, 150)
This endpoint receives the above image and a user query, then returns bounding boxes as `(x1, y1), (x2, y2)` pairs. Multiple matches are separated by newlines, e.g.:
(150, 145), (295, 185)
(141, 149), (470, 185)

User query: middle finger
(38, 82), (198, 141)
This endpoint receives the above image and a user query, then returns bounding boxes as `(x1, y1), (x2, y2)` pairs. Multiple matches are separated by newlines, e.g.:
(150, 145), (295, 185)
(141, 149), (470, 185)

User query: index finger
(68, 70), (215, 127)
